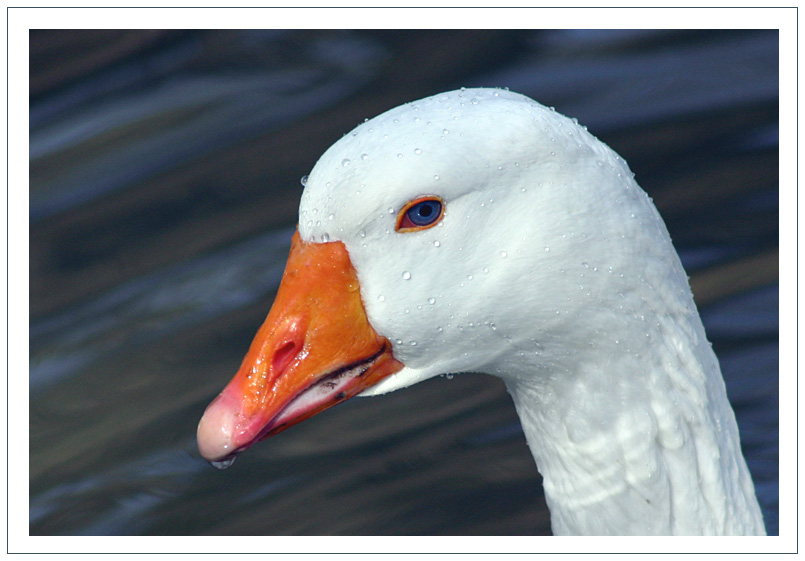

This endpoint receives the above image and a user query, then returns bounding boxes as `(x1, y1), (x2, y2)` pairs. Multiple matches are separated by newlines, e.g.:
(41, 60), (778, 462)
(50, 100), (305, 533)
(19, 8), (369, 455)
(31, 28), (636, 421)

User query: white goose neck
(501, 304), (766, 535)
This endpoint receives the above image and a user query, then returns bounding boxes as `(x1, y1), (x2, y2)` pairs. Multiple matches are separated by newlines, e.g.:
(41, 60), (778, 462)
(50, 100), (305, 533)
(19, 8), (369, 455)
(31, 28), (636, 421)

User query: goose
(196, 88), (766, 536)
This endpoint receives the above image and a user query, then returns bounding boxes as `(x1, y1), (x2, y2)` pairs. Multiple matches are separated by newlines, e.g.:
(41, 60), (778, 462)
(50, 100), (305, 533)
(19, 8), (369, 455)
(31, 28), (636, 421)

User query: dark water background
(29, 29), (778, 537)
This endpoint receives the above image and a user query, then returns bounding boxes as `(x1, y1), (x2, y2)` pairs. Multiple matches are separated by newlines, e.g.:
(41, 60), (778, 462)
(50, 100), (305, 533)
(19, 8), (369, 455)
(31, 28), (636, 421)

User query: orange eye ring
(395, 196), (445, 232)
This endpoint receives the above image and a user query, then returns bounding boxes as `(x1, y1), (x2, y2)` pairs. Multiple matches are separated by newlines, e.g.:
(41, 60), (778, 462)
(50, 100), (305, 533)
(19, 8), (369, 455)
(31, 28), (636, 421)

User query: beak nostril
(273, 340), (300, 377)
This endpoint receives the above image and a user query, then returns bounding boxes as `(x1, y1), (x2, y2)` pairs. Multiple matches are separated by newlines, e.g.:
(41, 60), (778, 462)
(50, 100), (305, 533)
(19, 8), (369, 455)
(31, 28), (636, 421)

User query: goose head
(296, 87), (676, 393)
(197, 88), (764, 535)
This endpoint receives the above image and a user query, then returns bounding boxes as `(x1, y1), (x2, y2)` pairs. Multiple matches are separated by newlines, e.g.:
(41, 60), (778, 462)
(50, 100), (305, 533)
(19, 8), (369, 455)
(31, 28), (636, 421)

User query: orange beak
(197, 230), (404, 467)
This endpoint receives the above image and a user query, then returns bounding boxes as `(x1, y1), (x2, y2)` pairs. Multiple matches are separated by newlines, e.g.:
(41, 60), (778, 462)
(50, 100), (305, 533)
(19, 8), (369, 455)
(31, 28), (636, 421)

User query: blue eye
(407, 200), (441, 225)
(396, 197), (445, 232)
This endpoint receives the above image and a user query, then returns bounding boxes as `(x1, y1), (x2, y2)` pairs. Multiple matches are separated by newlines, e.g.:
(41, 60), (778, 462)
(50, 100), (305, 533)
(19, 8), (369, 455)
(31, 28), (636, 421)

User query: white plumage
(297, 88), (765, 535)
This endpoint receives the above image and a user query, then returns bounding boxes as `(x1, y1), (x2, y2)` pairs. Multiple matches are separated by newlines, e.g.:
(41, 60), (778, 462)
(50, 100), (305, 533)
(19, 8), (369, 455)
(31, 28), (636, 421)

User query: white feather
(298, 88), (765, 535)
